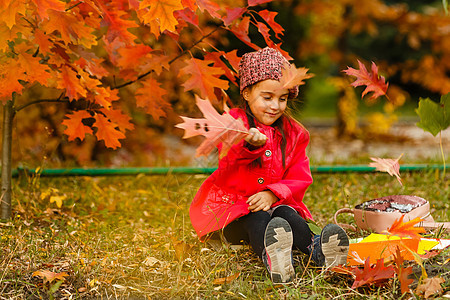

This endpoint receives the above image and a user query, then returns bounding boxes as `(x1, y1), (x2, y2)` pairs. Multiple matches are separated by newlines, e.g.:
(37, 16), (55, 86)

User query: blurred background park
(4, 0), (449, 169)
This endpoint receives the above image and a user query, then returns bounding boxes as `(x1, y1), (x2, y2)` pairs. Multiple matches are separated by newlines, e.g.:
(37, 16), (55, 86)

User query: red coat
(190, 108), (313, 240)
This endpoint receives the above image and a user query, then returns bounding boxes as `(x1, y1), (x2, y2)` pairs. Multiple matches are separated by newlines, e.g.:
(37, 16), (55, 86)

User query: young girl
(189, 47), (349, 283)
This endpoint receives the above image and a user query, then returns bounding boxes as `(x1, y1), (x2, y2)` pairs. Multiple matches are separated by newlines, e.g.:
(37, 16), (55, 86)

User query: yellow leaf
(50, 195), (66, 208)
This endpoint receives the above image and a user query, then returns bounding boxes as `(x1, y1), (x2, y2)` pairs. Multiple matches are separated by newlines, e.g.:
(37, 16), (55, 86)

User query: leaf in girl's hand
(351, 257), (395, 289)
(175, 96), (248, 158)
(280, 63), (314, 90)
(369, 153), (403, 185)
(343, 60), (389, 101)
(385, 215), (426, 240)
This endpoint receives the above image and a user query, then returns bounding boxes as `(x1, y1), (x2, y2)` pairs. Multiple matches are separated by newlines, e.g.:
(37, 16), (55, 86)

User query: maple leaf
(0, 0), (27, 29)
(31, 0), (66, 20)
(180, 58), (229, 101)
(32, 269), (68, 284)
(94, 114), (126, 149)
(62, 111), (94, 142)
(416, 277), (445, 298)
(33, 29), (53, 53)
(139, 0), (184, 33)
(280, 62), (314, 90)
(351, 258), (395, 289)
(369, 153), (403, 185)
(343, 60), (389, 101)
(416, 94), (450, 137)
(175, 96), (249, 157)
(385, 215), (426, 240)
(135, 77), (170, 119)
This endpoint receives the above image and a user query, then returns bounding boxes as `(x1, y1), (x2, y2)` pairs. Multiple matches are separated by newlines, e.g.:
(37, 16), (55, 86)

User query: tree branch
(15, 98), (70, 113)
(113, 26), (222, 90)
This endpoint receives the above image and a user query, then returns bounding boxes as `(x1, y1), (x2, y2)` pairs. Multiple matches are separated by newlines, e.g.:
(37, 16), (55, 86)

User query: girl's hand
(247, 190), (278, 212)
(245, 128), (267, 147)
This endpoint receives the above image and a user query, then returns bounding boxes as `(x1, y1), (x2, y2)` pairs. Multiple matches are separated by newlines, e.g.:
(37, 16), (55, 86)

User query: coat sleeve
(263, 131), (313, 218)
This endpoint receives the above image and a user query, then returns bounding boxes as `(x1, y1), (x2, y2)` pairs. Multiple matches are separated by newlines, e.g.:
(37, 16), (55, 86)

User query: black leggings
(223, 206), (313, 258)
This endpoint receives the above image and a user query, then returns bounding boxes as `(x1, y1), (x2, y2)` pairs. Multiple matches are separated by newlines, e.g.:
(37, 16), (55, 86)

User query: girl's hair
(243, 100), (288, 169)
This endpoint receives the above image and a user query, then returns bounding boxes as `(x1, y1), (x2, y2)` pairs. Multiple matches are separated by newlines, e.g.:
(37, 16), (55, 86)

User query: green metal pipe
(11, 164), (445, 177)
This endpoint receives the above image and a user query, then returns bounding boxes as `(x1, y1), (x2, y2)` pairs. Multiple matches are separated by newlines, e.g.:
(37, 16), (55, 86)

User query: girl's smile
(243, 79), (290, 126)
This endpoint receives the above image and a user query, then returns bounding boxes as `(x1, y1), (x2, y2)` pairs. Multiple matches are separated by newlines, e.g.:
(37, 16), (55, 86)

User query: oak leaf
(139, 0), (184, 33)
(0, 0), (27, 29)
(100, 109), (135, 134)
(351, 258), (395, 289)
(393, 247), (414, 294)
(175, 96), (248, 158)
(230, 17), (259, 50)
(224, 7), (246, 26)
(62, 111), (93, 142)
(258, 10), (284, 39)
(181, 58), (229, 101)
(369, 153), (403, 185)
(31, 0), (66, 20)
(385, 215), (426, 240)
(256, 21), (272, 46)
(416, 277), (445, 298)
(57, 65), (87, 100)
(343, 60), (389, 101)
(135, 77), (170, 119)
(94, 114), (126, 149)
(32, 269), (68, 284)
(248, 0), (273, 6)
(196, 0), (221, 19)
(204, 51), (238, 85)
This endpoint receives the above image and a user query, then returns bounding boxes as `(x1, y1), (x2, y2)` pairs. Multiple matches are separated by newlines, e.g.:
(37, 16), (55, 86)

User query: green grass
(1, 170), (449, 299)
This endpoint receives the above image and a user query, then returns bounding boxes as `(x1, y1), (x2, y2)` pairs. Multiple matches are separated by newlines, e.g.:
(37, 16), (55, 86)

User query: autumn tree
(0, 0), (291, 220)
(286, 0), (450, 136)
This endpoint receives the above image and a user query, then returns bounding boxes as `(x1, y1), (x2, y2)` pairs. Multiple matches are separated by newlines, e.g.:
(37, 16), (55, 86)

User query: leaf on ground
(343, 60), (389, 101)
(32, 270), (68, 284)
(175, 96), (249, 157)
(280, 62), (314, 90)
(416, 277), (445, 298)
(170, 236), (194, 262)
(49, 195), (67, 208)
(393, 247), (414, 294)
(385, 215), (425, 240)
(351, 258), (395, 289)
(369, 153), (403, 185)
(213, 272), (240, 285)
(416, 93), (450, 137)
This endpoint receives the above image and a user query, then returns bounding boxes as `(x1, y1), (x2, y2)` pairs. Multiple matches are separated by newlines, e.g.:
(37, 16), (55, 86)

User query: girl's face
(243, 79), (289, 126)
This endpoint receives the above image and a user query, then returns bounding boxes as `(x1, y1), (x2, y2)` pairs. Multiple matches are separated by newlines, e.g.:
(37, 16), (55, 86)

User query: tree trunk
(1, 100), (14, 220)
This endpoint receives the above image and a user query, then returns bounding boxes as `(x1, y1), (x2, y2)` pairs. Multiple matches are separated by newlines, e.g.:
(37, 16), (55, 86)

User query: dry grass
(1, 171), (449, 299)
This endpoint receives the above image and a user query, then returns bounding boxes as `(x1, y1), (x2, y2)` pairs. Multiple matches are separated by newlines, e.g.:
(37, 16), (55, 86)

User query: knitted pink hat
(239, 47), (299, 99)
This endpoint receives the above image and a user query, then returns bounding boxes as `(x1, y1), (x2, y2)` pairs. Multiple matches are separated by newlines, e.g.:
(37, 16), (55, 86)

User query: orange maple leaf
(369, 153), (403, 185)
(181, 58), (229, 101)
(62, 111), (93, 142)
(175, 96), (248, 158)
(135, 77), (170, 119)
(351, 258), (395, 289)
(32, 269), (69, 284)
(385, 215), (426, 240)
(94, 114), (126, 149)
(139, 0), (184, 33)
(280, 62), (314, 90)
(0, 0), (27, 29)
(343, 60), (389, 101)
(31, 0), (66, 20)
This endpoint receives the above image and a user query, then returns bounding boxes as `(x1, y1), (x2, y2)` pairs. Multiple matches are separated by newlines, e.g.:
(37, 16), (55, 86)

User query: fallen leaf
(49, 195), (67, 208)
(393, 247), (414, 294)
(416, 277), (445, 298)
(351, 258), (395, 289)
(213, 272), (240, 285)
(369, 153), (403, 185)
(32, 270), (68, 284)
(170, 236), (194, 261)
(343, 60), (389, 101)
(175, 96), (249, 158)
